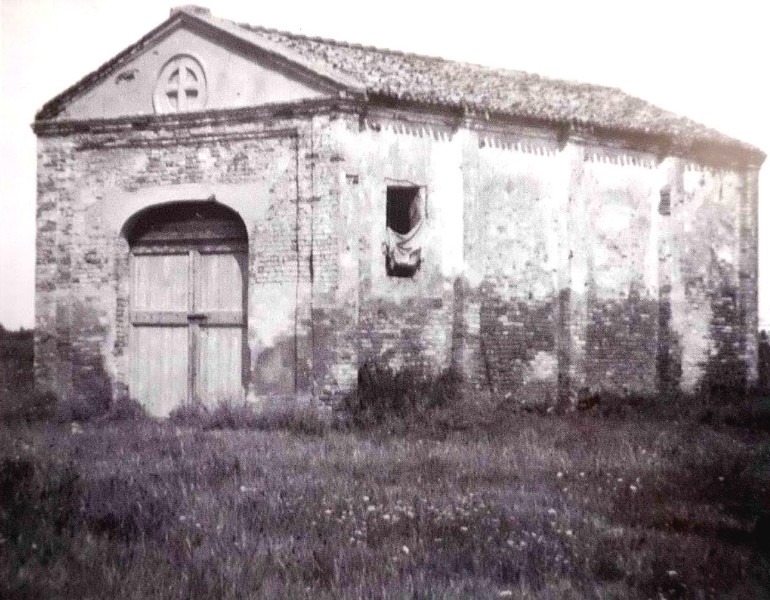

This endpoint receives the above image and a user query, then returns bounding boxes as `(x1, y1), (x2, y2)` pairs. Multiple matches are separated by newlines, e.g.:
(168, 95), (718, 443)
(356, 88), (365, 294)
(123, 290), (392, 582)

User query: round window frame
(153, 54), (209, 115)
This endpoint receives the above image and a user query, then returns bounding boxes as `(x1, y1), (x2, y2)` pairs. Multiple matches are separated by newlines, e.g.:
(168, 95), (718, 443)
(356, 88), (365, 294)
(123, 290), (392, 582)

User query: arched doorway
(124, 201), (248, 416)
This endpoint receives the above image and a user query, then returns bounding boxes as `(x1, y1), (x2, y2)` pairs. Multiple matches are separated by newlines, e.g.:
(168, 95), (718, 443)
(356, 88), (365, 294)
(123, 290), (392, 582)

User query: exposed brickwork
(670, 165), (748, 393)
(338, 116), (460, 381)
(581, 149), (660, 395)
(34, 114), (341, 406)
(473, 135), (561, 404)
(34, 104), (762, 411)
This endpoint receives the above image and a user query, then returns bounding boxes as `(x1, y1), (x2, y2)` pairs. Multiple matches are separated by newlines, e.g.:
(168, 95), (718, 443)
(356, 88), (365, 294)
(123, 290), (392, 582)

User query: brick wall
(338, 111), (760, 403)
(472, 132), (562, 405)
(672, 164), (754, 393)
(34, 112), (346, 407)
(34, 104), (761, 410)
(337, 115), (462, 381)
(580, 147), (661, 395)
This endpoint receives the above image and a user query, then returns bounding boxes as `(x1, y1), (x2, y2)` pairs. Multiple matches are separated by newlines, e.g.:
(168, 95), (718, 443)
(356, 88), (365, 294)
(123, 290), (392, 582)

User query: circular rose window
(153, 55), (208, 114)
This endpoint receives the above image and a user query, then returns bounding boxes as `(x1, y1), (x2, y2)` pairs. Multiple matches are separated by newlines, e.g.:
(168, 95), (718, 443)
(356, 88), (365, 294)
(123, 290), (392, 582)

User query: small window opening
(387, 187), (421, 234)
(659, 187), (671, 216)
(385, 186), (424, 277)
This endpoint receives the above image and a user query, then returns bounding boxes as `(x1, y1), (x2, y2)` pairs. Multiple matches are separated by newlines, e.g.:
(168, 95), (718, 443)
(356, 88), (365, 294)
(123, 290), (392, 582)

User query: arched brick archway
(123, 201), (248, 416)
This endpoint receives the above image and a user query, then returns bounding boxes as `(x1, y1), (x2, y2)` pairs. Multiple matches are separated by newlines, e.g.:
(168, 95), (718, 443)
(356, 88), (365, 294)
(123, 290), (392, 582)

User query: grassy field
(2, 400), (769, 599)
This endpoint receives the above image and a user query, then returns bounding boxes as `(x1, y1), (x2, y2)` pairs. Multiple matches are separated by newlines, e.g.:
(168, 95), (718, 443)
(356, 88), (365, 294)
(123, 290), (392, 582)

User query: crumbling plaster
(34, 103), (760, 410)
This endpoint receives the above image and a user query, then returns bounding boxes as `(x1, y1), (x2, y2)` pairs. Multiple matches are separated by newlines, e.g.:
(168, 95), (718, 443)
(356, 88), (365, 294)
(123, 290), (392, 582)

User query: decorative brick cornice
(32, 97), (358, 136)
(75, 127), (299, 151)
(33, 95), (764, 171)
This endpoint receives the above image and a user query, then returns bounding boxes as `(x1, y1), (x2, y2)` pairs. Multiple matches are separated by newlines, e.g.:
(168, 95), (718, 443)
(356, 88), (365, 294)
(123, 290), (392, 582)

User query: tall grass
(169, 399), (330, 436)
(3, 351), (770, 597)
(2, 412), (768, 598)
(338, 363), (471, 431)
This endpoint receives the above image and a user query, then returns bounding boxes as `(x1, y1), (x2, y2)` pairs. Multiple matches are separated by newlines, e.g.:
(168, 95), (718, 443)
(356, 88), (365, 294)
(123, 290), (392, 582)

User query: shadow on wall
(657, 286), (682, 394)
(703, 282), (747, 397)
(477, 282), (558, 408)
(66, 354), (113, 421)
(759, 330), (770, 393)
(0, 326), (34, 399)
(585, 284), (659, 394)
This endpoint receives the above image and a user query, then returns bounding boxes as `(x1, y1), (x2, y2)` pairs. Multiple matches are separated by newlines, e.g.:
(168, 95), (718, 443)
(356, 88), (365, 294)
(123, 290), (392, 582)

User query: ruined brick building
(33, 6), (764, 416)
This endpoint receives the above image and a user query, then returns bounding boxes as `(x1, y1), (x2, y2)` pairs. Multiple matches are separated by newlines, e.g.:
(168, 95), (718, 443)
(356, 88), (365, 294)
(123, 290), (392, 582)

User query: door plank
(132, 253), (189, 311)
(195, 251), (247, 404)
(196, 252), (247, 314)
(189, 249), (198, 405)
(130, 325), (188, 416)
(197, 326), (244, 406)
(129, 252), (191, 414)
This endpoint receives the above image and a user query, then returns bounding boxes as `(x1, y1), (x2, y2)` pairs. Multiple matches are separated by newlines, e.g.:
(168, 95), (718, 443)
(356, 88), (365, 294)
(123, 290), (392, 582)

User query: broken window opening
(385, 186), (425, 278)
(387, 187), (422, 234)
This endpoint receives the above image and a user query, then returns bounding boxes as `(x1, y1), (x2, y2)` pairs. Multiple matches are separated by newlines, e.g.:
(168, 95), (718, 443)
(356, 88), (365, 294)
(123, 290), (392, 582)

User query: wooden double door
(129, 244), (247, 416)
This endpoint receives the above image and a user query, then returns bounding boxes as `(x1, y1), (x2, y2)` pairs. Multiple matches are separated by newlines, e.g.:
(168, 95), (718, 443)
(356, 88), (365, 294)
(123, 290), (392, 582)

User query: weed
(169, 400), (329, 435)
(339, 363), (462, 430)
(82, 474), (180, 542)
(98, 396), (149, 423)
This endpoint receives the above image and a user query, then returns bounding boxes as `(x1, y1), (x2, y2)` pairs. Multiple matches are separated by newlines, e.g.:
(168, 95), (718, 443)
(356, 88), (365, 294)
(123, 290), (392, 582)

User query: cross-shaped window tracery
(154, 55), (207, 114)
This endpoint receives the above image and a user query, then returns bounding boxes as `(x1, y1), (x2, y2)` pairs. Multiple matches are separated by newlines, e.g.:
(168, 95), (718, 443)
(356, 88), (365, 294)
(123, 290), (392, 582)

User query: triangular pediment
(38, 9), (362, 121)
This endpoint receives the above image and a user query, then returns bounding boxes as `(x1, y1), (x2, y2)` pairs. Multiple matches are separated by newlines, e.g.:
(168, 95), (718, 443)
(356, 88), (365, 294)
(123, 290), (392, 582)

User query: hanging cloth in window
(385, 188), (426, 274)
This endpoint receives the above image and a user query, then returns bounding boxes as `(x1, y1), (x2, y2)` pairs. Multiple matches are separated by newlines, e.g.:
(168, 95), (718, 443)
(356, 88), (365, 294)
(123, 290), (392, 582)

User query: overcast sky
(1, 0), (768, 330)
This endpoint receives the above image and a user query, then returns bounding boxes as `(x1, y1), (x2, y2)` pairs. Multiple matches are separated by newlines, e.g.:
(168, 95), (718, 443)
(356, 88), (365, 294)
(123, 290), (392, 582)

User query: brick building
(33, 6), (764, 416)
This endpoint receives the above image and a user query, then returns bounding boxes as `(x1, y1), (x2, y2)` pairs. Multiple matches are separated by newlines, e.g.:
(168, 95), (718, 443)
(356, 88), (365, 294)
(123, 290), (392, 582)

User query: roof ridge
(238, 21), (467, 62)
(234, 20), (642, 96)
(236, 21), (546, 78)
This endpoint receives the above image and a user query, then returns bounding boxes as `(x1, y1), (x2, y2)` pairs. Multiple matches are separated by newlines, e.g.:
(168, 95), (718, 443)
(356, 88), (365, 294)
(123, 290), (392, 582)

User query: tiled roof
(233, 18), (759, 156)
(36, 7), (763, 160)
